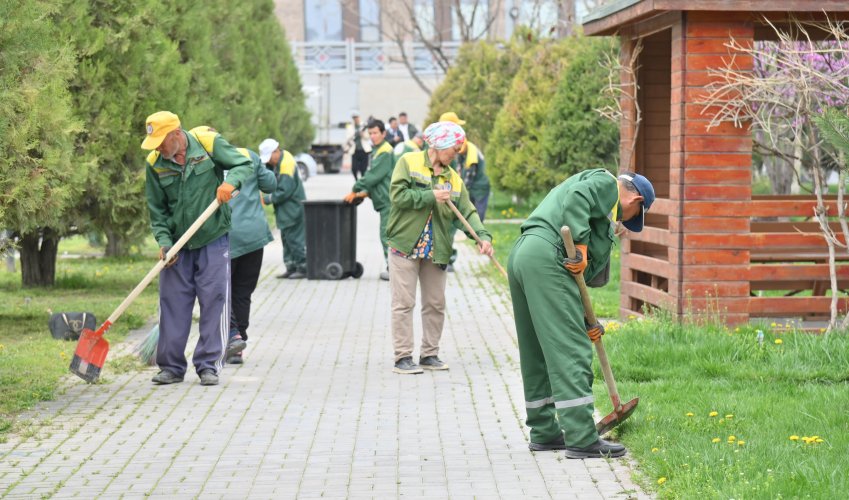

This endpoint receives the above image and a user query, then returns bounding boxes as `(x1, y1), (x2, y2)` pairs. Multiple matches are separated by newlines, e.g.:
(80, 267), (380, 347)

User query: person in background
(397, 112), (418, 142)
(345, 112), (371, 180)
(386, 117), (403, 146)
(344, 119), (394, 281)
(259, 138), (307, 279)
(393, 131), (424, 163)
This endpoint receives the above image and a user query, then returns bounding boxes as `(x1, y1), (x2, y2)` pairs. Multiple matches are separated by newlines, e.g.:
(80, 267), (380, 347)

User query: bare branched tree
(698, 15), (849, 331)
(596, 38), (643, 173)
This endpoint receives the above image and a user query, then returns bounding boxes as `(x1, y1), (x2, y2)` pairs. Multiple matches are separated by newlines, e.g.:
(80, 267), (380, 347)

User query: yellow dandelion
(790, 435), (799, 441)
(775, 339), (783, 345)
(727, 435), (736, 442)
(709, 411), (719, 417)
(770, 322), (777, 327)
(815, 438), (824, 443)
(725, 414), (734, 419)
(738, 440), (745, 446)
(712, 438), (721, 443)
(628, 315), (636, 320)
(651, 447), (659, 453)
(686, 412), (694, 417)
(734, 327), (740, 333)
(802, 436), (813, 444)
(820, 328), (826, 333)
(657, 477), (667, 485)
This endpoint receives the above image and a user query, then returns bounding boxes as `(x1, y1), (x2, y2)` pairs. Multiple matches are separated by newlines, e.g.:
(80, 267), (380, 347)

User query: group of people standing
(139, 106), (656, 460)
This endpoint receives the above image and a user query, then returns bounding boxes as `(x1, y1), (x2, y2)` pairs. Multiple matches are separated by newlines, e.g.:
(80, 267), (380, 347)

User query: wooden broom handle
(561, 226), (623, 410)
(104, 199), (222, 326)
(446, 199), (507, 278)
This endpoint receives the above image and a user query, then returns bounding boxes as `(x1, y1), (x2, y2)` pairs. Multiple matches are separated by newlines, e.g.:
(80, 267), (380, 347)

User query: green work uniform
(227, 148), (276, 259)
(386, 150), (491, 264)
(507, 168), (620, 448)
(353, 140), (394, 261)
(264, 150), (307, 272)
(145, 128), (252, 249)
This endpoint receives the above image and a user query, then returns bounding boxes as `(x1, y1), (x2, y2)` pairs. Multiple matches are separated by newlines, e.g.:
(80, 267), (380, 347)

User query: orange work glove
(216, 182), (237, 204)
(159, 246), (178, 268)
(586, 321), (605, 343)
(343, 191), (358, 204)
(563, 244), (588, 275)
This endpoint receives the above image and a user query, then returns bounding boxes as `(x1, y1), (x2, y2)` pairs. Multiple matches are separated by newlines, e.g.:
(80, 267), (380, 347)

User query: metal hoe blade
(596, 397), (640, 436)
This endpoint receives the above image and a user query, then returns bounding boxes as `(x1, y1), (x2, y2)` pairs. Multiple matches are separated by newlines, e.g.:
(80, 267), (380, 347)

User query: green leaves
(814, 107), (849, 158)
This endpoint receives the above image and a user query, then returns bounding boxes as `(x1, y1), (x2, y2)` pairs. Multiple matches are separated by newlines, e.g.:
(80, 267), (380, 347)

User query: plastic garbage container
(303, 200), (364, 280)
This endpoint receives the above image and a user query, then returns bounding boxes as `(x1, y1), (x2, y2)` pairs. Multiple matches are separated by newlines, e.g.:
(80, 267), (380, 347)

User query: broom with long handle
(70, 199), (223, 382)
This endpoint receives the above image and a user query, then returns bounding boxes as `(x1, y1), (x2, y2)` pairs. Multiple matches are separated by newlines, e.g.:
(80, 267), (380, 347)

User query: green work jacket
(353, 140), (394, 212)
(455, 141), (490, 202)
(227, 148), (276, 259)
(386, 150), (492, 265)
(520, 168), (619, 283)
(263, 150), (306, 230)
(145, 128), (252, 250)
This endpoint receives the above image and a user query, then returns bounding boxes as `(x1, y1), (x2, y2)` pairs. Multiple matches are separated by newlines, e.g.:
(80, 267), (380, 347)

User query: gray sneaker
(419, 355), (449, 371)
(287, 269), (307, 279)
(151, 370), (184, 385)
(198, 369), (219, 386)
(393, 356), (423, 374)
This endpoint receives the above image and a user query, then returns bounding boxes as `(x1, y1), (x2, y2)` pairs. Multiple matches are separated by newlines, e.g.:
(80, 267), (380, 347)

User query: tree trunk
(105, 228), (128, 257)
(19, 228), (60, 287)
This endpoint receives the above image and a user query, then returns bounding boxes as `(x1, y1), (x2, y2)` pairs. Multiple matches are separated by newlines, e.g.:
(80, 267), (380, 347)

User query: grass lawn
(599, 314), (849, 498)
(481, 222), (620, 317)
(0, 237), (159, 438)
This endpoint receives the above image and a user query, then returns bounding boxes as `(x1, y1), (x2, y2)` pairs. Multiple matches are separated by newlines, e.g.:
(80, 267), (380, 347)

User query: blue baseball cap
(618, 173), (655, 232)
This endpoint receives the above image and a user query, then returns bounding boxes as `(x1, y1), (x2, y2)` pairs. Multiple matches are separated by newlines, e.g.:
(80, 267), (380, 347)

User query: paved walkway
(0, 173), (648, 499)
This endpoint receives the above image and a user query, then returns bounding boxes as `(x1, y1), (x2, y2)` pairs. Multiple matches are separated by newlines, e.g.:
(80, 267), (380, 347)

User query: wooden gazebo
(582, 1), (849, 324)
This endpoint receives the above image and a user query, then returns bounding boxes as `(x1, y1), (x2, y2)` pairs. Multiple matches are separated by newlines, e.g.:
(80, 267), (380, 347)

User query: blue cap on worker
(618, 173), (655, 233)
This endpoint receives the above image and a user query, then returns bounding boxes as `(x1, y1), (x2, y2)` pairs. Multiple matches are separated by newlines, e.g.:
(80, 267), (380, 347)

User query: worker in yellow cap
(439, 112), (491, 270)
(142, 111), (253, 387)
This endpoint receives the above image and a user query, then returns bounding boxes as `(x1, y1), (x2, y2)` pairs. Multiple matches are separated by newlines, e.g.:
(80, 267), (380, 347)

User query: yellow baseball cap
(439, 111), (466, 125)
(141, 111), (181, 150)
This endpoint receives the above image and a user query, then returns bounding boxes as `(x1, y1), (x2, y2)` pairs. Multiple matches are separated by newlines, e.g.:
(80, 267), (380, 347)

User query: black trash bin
(303, 200), (364, 280)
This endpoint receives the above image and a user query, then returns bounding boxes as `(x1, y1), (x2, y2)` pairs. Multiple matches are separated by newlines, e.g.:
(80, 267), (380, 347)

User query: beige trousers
(389, 252), (448, 362)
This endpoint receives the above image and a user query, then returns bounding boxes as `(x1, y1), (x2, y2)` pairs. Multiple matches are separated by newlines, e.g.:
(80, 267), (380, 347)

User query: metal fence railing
(291, 40), (462, 74)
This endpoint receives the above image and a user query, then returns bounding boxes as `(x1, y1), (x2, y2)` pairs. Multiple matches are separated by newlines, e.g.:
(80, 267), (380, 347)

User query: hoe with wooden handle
(561, 226), (639, 435)
(70, 198), (223, 383)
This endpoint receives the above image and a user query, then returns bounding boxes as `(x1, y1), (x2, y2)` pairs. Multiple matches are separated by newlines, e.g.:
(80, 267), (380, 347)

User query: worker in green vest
(259, 138), (307, 279)
(344, 119), (394, 281)
(393, 132), (424, 163)
(508, 169), (655, 458)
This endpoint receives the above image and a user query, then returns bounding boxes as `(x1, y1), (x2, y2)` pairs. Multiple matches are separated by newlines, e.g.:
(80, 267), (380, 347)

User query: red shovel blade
(69, 326), (110, 383)
(596, 397), (639, 436)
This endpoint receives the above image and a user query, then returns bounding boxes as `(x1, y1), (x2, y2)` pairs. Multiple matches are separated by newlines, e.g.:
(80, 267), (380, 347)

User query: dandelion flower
(790, 435), (799, 441)
(709, 411), (719, 417)
(770, 322), (777, 327)
(727, 435), (736, 442)
(712, 438), (721, 443)
(686, 412), (694, 417)
(725, 414), (734, 419)
(651, 447), (659, 453)
(738, 441), (745, 446)
(657, 477), (667, 485)
(820, 328), (826, 333)
(775, 339), (783, 345)
(815, 438), (824, 443)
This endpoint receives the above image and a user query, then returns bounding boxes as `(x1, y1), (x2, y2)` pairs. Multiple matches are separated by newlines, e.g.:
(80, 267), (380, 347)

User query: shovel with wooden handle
(561, 226), (639, 436)
(70, 198), (224, 383)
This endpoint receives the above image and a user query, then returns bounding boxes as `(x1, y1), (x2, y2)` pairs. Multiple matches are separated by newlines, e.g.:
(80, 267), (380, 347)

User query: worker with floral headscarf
(385, 121), (494, 374)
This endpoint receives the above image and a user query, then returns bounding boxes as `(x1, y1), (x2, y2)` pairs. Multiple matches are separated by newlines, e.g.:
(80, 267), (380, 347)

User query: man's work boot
(564, 439), (627, 459)
(288, 267), (306, 279)
(198, 369), (219, 386)
(392, 356), (423, 374)
(151, 370), (184, 385)
(419, 355), (448, 371)
(529, 435), (566, 452)
(277, 268), (294, 279)
(226, 333), (246, 357)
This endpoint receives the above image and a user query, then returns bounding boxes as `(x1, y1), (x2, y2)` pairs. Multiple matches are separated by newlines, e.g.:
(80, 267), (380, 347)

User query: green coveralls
(507, 168), (620, 448)
(353, 140), (394, 261)
(264, 150), (307, 272)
